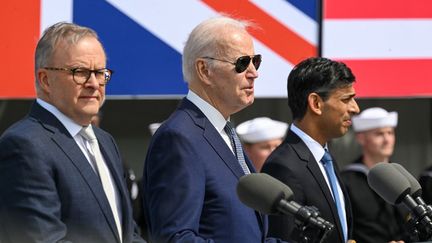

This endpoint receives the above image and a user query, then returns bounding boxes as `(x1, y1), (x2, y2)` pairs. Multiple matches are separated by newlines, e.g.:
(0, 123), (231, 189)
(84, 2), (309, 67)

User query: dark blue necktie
(224, 121), (250, 175)
(321, 150), (347, 242)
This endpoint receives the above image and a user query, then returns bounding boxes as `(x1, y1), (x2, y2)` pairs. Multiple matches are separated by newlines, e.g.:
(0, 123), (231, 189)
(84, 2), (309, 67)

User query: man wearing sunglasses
(0, 22), (145, 243)
(143, 16), (285, 243)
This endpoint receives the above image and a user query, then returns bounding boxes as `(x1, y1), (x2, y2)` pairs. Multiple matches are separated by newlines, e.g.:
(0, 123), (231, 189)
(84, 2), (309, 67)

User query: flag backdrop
(323, 0), (432, 98)
(0, 0), (318, 98)
(4, 1), (431, 99)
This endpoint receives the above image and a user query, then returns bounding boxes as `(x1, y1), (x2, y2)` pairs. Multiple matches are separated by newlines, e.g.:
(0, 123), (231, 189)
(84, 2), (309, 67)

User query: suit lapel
(96, 130), (132, 242)
(179, 99), (266, 234)
(203, 125), (248, 179)
(288, 131), (345, 241)
(244, 154), (257, 173)
(180, 99), (247, 179)
(243, 156), (265, 231)
(241, 154), (265, 232)
(30, 103), (121, 242)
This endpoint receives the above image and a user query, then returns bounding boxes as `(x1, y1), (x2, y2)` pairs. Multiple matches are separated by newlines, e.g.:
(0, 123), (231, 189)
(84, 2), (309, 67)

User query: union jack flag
(1, 0), (318, 98)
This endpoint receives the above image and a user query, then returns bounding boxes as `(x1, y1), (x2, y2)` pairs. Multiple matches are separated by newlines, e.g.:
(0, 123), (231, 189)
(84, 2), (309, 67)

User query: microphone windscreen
(237, 173), (293, 214)
(367, 162), (411, 205)
(392, 163), (422, 198)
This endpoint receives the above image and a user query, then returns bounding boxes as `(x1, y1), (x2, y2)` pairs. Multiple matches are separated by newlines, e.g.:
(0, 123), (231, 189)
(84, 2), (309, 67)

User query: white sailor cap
(148, 122), (162, 136)
(236, 117), (288, 143)
(352, 107), (398, 132)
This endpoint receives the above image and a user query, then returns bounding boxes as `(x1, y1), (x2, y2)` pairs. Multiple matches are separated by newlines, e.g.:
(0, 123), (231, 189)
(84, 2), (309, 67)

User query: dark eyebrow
(340, 93), (356, 100)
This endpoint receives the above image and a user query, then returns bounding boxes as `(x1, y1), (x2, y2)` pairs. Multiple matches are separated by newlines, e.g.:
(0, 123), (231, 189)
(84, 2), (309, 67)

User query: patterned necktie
(80, 126), (123, 242)
(321, 149), (347, 242)
(224, 121), (250, 175)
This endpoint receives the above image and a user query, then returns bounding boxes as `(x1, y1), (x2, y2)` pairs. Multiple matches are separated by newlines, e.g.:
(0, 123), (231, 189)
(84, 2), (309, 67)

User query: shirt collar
(290, 123), (327, 162)
(186, 90), (228, 132)
(36, 98), (84, 137)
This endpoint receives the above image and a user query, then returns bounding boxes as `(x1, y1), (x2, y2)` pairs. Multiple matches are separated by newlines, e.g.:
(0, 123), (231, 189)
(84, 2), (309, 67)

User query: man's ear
(37, 69), (51, 93)
(195, 58), (212, 85)
(307, 92), (323, 115)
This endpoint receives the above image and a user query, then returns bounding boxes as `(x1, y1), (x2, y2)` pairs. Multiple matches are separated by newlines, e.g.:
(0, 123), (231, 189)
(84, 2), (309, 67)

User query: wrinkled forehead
(215, 27), (254, 57)
(55, 34), (101, 49)
(50, 37), (106, 63)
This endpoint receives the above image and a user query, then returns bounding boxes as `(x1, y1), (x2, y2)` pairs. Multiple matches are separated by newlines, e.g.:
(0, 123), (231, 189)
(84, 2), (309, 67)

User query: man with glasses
(143, 16), (285, 242)
(0, 22), (145, 243)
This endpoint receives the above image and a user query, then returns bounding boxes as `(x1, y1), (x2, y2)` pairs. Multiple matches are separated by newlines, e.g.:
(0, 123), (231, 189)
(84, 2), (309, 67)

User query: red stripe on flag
(202, 0), (316, 64)
(339, 59), (432, 98)
(1, 1), (40, 98)
(325, 0), (432, 19)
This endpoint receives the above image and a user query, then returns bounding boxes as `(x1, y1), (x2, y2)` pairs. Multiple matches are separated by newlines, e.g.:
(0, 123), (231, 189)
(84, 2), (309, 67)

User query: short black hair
(287, 57), (355, 120)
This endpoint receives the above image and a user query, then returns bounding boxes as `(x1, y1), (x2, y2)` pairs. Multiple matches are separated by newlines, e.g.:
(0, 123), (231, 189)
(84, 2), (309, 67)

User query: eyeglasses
(43, 67), (113, 85)
(202, 54), (262, 73)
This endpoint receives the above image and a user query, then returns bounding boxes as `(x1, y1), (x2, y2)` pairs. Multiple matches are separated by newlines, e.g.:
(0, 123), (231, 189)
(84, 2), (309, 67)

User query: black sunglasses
(202, 54), (262, 73)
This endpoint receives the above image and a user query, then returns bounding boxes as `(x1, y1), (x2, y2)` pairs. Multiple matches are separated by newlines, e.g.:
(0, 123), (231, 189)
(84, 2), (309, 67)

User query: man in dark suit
(143, 16), (285, 243)
(262, 57), (360, 243)
(0, 22), (145, 243)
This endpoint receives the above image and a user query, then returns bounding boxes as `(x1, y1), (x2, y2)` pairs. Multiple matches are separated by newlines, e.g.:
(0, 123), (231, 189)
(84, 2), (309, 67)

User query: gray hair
(182, 16), (252, 83)
(34, 22), (103, 89)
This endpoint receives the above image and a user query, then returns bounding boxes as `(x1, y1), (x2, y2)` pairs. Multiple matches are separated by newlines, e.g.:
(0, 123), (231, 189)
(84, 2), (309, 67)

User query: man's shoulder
(341, 159), (368, 177)
(266, 139), (304, 164)
(0, 117), (54, 161)
(159, 105), (204, 135)
(1, 116), (42, 140)
(262, 141), (305, 182)
(340, 168), (367, 188)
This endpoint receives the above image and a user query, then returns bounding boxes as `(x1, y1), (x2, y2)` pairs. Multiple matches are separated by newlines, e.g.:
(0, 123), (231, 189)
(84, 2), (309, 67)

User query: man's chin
(82, 107), (100, 118)
(245, 95), (254, 105)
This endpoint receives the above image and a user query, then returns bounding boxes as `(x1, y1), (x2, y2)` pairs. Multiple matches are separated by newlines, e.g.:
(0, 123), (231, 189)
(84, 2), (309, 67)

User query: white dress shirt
(290, 123), (348, 233)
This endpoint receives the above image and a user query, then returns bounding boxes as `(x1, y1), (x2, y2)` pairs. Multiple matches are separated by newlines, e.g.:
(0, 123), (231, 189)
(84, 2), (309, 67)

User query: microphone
(392, 163), (422, 197)
(367, 162), (410, 205)
(237, 173), (334, 232)
(368, 163), (432, 231)
(392, 163), (432, 215)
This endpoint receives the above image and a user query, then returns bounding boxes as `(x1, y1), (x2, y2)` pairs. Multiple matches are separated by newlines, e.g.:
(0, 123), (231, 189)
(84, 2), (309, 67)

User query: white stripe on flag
(251, 0), (317, 45)
(41, 0), (73, 34)
(106, 0), (219, 53)
(323, 19), (432, 59)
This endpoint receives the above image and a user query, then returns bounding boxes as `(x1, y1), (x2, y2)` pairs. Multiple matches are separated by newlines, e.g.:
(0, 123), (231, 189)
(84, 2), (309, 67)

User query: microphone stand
(291, 205), (333, 243)
(405, 203), (432, 242)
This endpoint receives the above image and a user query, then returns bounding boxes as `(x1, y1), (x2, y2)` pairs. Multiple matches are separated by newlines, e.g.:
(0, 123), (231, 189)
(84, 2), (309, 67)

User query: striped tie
(224, 121), (250, 175)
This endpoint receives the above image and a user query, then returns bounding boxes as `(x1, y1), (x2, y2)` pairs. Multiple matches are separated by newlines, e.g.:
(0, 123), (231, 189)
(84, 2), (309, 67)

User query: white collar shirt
(186, 90), (234, 152)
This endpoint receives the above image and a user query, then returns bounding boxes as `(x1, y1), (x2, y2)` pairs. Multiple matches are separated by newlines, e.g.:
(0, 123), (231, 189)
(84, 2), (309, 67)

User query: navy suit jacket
(0, 102), (145, 243)
(143, 98), (285, 243)
(262, 130), (352, 243)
